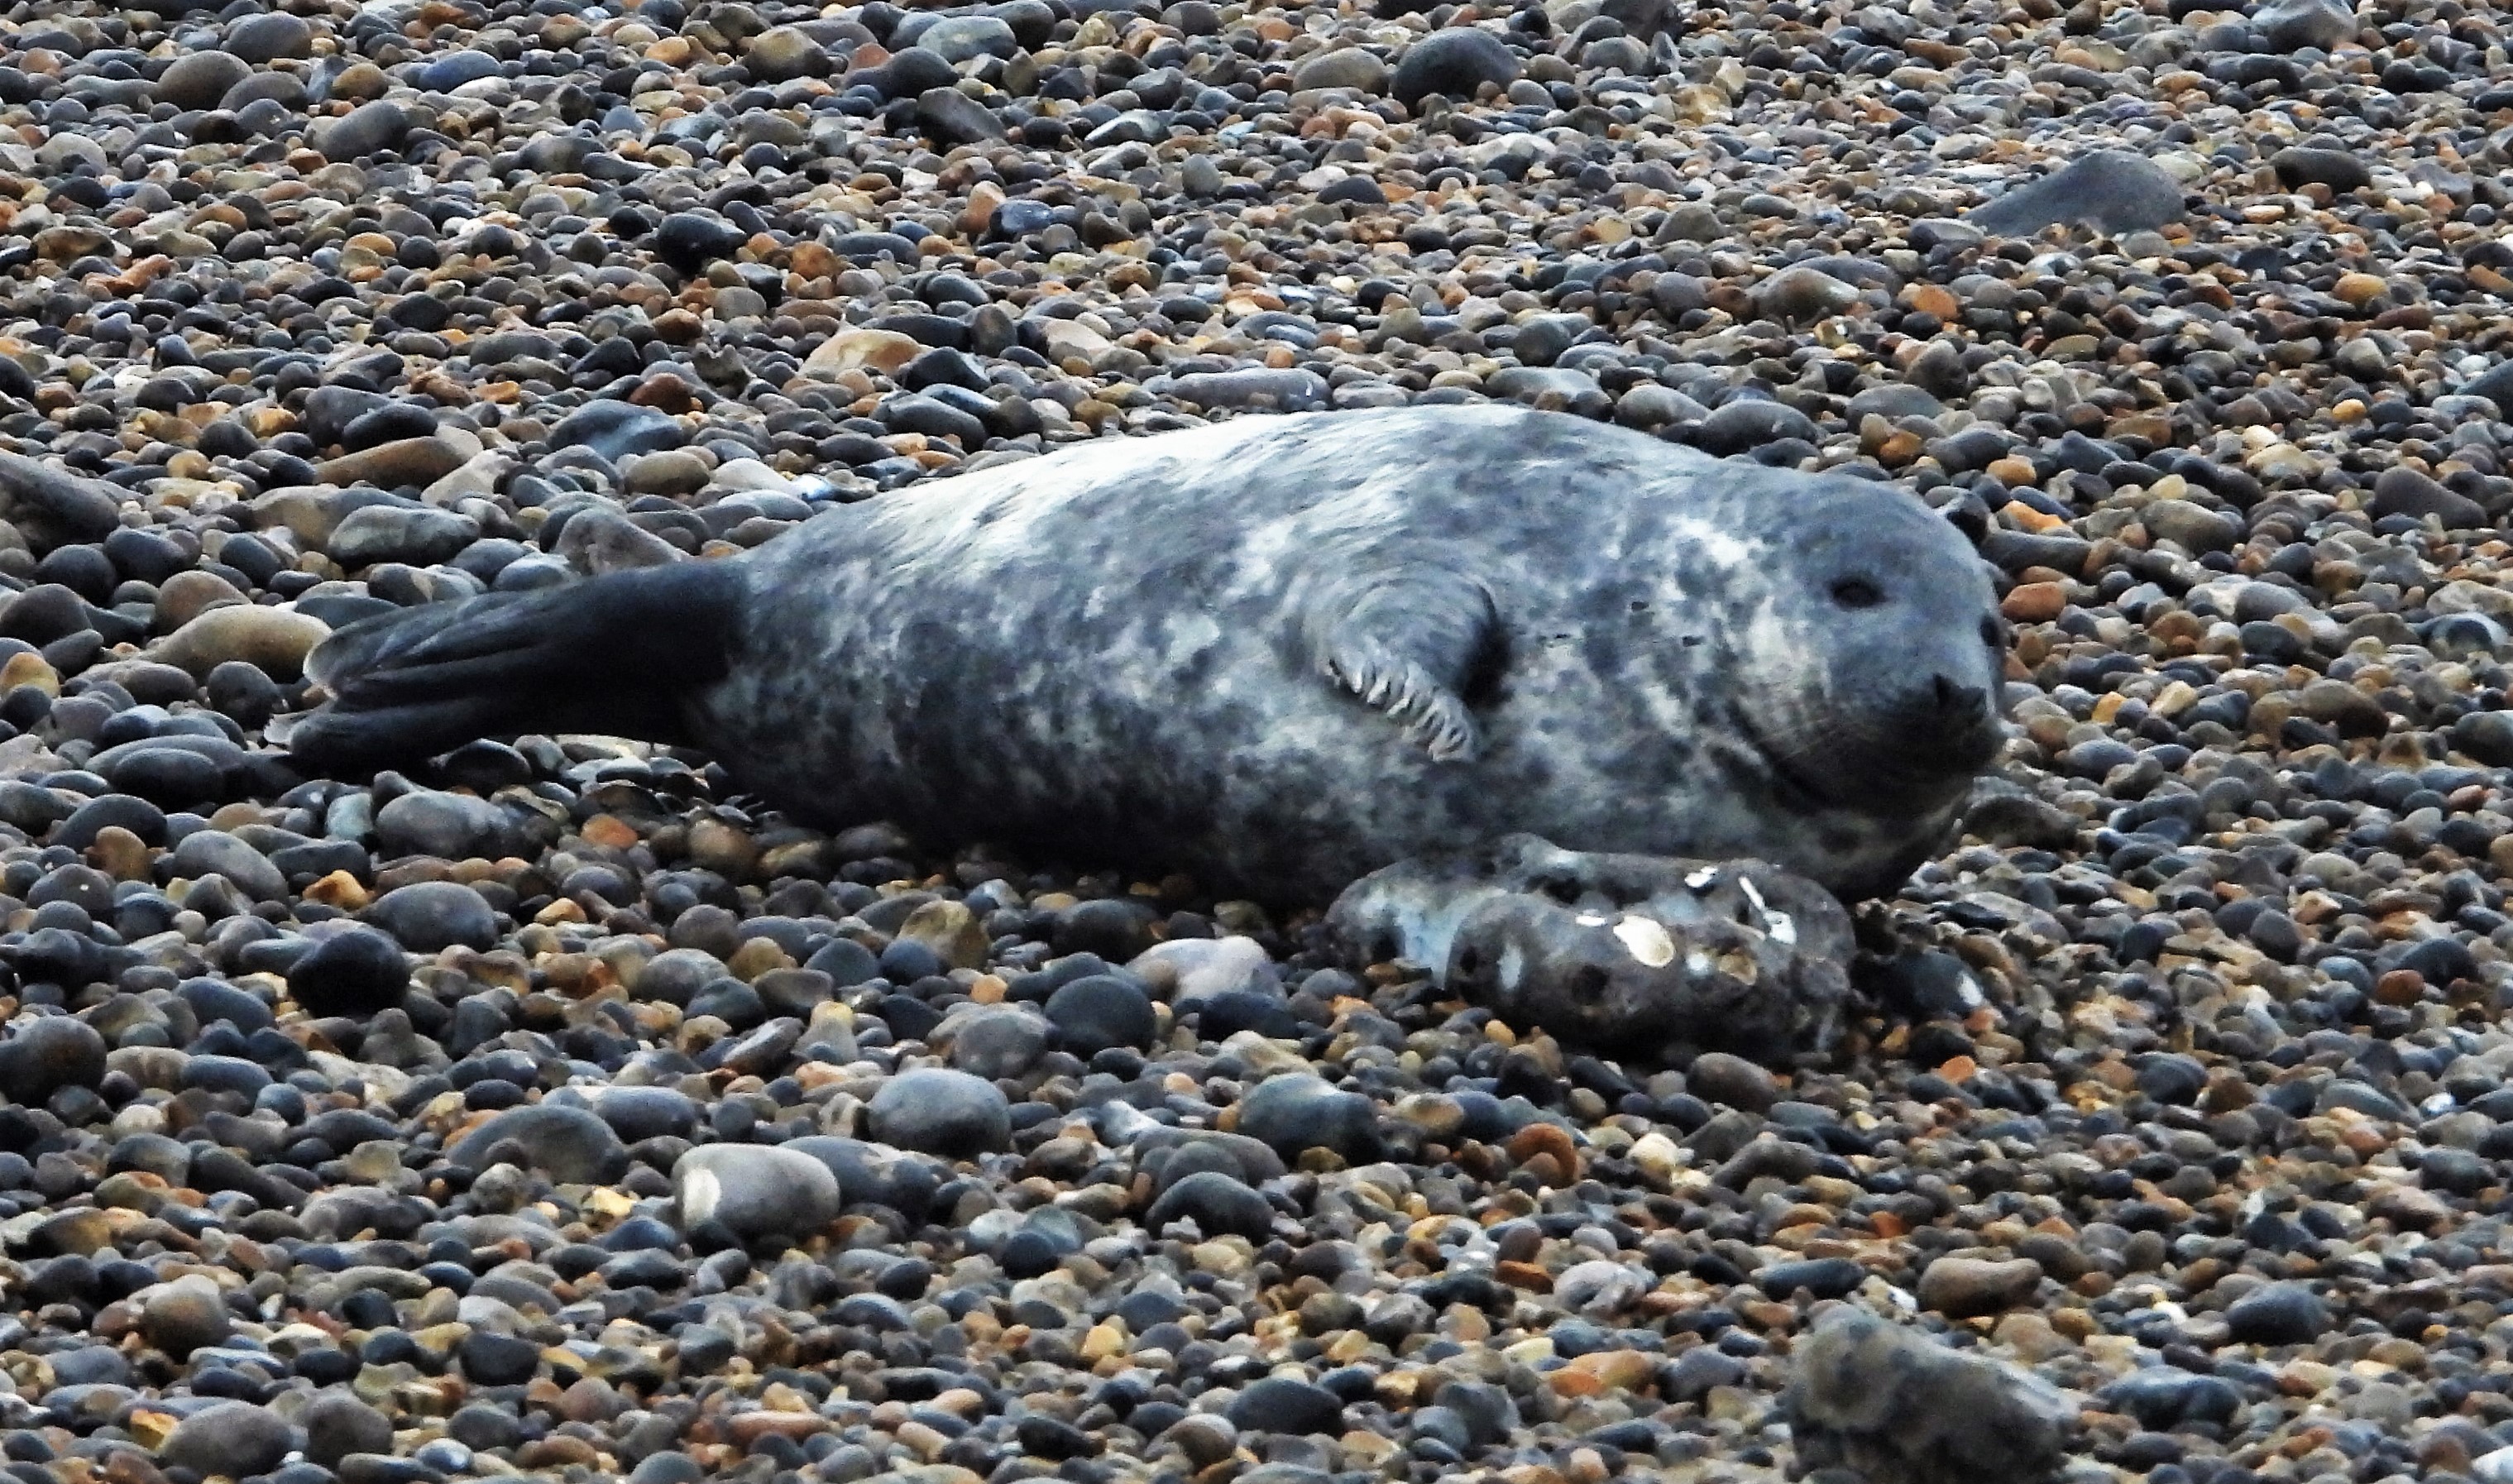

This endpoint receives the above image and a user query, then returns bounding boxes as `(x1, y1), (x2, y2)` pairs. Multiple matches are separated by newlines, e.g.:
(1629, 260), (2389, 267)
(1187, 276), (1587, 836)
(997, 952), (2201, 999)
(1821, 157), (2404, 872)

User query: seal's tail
(287, 562), (742, 769)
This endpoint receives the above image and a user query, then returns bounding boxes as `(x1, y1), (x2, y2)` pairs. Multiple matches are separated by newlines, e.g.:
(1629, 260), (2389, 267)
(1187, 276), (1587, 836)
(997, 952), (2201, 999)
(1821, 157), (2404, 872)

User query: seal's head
(1716, 476), (2008, 814)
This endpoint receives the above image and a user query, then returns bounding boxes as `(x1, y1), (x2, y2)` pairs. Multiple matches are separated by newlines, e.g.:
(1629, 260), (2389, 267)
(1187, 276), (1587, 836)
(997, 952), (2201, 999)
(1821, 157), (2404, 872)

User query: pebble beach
(0, 0), (2510, 1482)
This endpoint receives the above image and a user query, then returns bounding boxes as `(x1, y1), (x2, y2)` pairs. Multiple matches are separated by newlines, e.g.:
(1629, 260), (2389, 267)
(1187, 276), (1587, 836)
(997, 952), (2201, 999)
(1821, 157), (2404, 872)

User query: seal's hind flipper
(290, 562), (742, 769)
(1304, 568), (1502, 762)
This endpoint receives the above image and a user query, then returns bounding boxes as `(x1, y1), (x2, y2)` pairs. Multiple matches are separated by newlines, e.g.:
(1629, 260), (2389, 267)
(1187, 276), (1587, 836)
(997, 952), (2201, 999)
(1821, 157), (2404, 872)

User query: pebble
(147, 606), (332, 680)
(137, 1274), (232, 1358)
(225, 12), (311, 61)
(942, 1004), (1054, 1079)
(549, 403), (686, 463)
(2269, 146), (2372, 194)
(741, 26), (824, 81)
(364, 881), (500, 952)
(0, 1015), (106, 1103)
(581, 1086), (699, 1143)
(2371, 465), (2485, 529)
(1293, 48), (1388, 93)
(0, 453), (123, 551)
(1967, 150), (2187, 237)
(445, 1104), (628, 1185)
(1236, 1074), (1383, 1164)
(313, 99), (417, 161)
(1132, 936), (1277, 1004)
(1692, 399), (1821, 457)
(1756, 266), (1863, 324)
(1685, 1051), (1777, 1112)
(155, 53), (251, 111)
(162, 1401), (296, 1480)
(1391, 27), (1521, 108)
(328, 505), (482, 568)
(1664, 1347), (1746, 1405)
(1916, 1257), (2044, 1319)
(458, 1330), (539, 1386)
(377, 788), (518, 859)
(673, 1143), (842, 1241)
(916, 15), (1017, 63)
(1786, 1311), (2073, 1484)
(869, 1067), (1010, 1157)
(170, 828), (287, 901)
(1143, 1169), (1274, 1240)
(286, 928), (412, 1017)
(2256, 0), (2357, 51)
(1225, 1376), (1346, 1437)
(2223, 1283), (2332, 1347)
(302, 1392), (396, 1469)
(1044, 973), (1156, 1056)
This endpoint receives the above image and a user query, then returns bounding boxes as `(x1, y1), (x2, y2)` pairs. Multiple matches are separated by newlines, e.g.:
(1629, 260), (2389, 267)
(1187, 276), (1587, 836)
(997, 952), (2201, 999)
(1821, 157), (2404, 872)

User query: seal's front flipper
(289, 562), (742, 769)
(1304, 569), (1502, 762)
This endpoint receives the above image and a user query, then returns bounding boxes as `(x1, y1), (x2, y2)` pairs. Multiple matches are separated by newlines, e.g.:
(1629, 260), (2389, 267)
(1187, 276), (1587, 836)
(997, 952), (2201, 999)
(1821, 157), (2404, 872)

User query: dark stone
(2133, 1053), (2207, 1106)
(1692, 399), (1820, 457)
(2421, 1147), (2489, 1196)
(0, 453), (131, 552)
(1390, 27), (1521, 108)
(287, 929), (410, 1018)
(1236, 1075), (1382, 1164)
(1044, 974), (1155, 1057)
(0, 1016), (108, 1103)
(2370, 466), (2485, 529)
(2223, 1284), (2331, 1347)
(1143, 1170), (1274, 1240)
(457, 1330), (540, 1386)
(313, 100), (414, 160)
(163, 1402), (297, 1478)
(445, 1104), (629, 1184)
(1225, 1376), (1346, 1436)
(653, 213), (749, 275)
(302, 1391), (395, 1469)
(548, 401), (687, 462)
(363, 881), (500, 952)
(868, 1067), (1010, 1157)
(2268, 146), (2372, 194)
(1754, 1257), (1866, 1300)
(1662, 1347), (1745, 1405)
(1052, 898), (1156, 959)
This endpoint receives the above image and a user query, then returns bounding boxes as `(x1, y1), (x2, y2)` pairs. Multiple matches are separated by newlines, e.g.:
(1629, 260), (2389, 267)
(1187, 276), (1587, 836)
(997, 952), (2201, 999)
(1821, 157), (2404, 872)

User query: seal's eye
(1980, 615), (2007, 648)
(1829, 577), (1886, 609)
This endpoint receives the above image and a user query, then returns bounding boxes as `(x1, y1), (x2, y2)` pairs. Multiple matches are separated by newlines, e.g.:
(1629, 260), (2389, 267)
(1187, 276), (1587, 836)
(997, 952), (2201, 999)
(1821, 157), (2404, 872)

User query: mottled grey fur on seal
(291, 405), (2008, 903)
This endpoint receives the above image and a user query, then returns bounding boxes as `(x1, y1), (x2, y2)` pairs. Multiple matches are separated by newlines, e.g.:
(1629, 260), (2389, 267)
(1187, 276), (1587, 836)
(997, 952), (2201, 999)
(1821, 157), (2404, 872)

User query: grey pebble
(162, 1401), (298, 1480)
(1966, 150), (2186, 237)
(1144, 1170), (1274, 1240)
(363, 881), (500, 952)
(1236, 1074), (1382, 1164)
(445, 1103), (628, 1184)
(1391, 27), (1520, 108)
(869, 1067), (1011, 1157)
(673, 1143), (842, 1240)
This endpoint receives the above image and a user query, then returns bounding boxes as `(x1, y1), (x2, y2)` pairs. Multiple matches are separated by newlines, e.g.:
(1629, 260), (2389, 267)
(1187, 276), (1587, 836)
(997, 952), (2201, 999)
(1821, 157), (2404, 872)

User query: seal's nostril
(1931, 674), (1984, 715)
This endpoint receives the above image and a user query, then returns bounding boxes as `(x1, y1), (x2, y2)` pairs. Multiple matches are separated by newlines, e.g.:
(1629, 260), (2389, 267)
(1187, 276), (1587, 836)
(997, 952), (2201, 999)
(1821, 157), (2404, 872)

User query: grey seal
(290, 405), (2008, 902)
